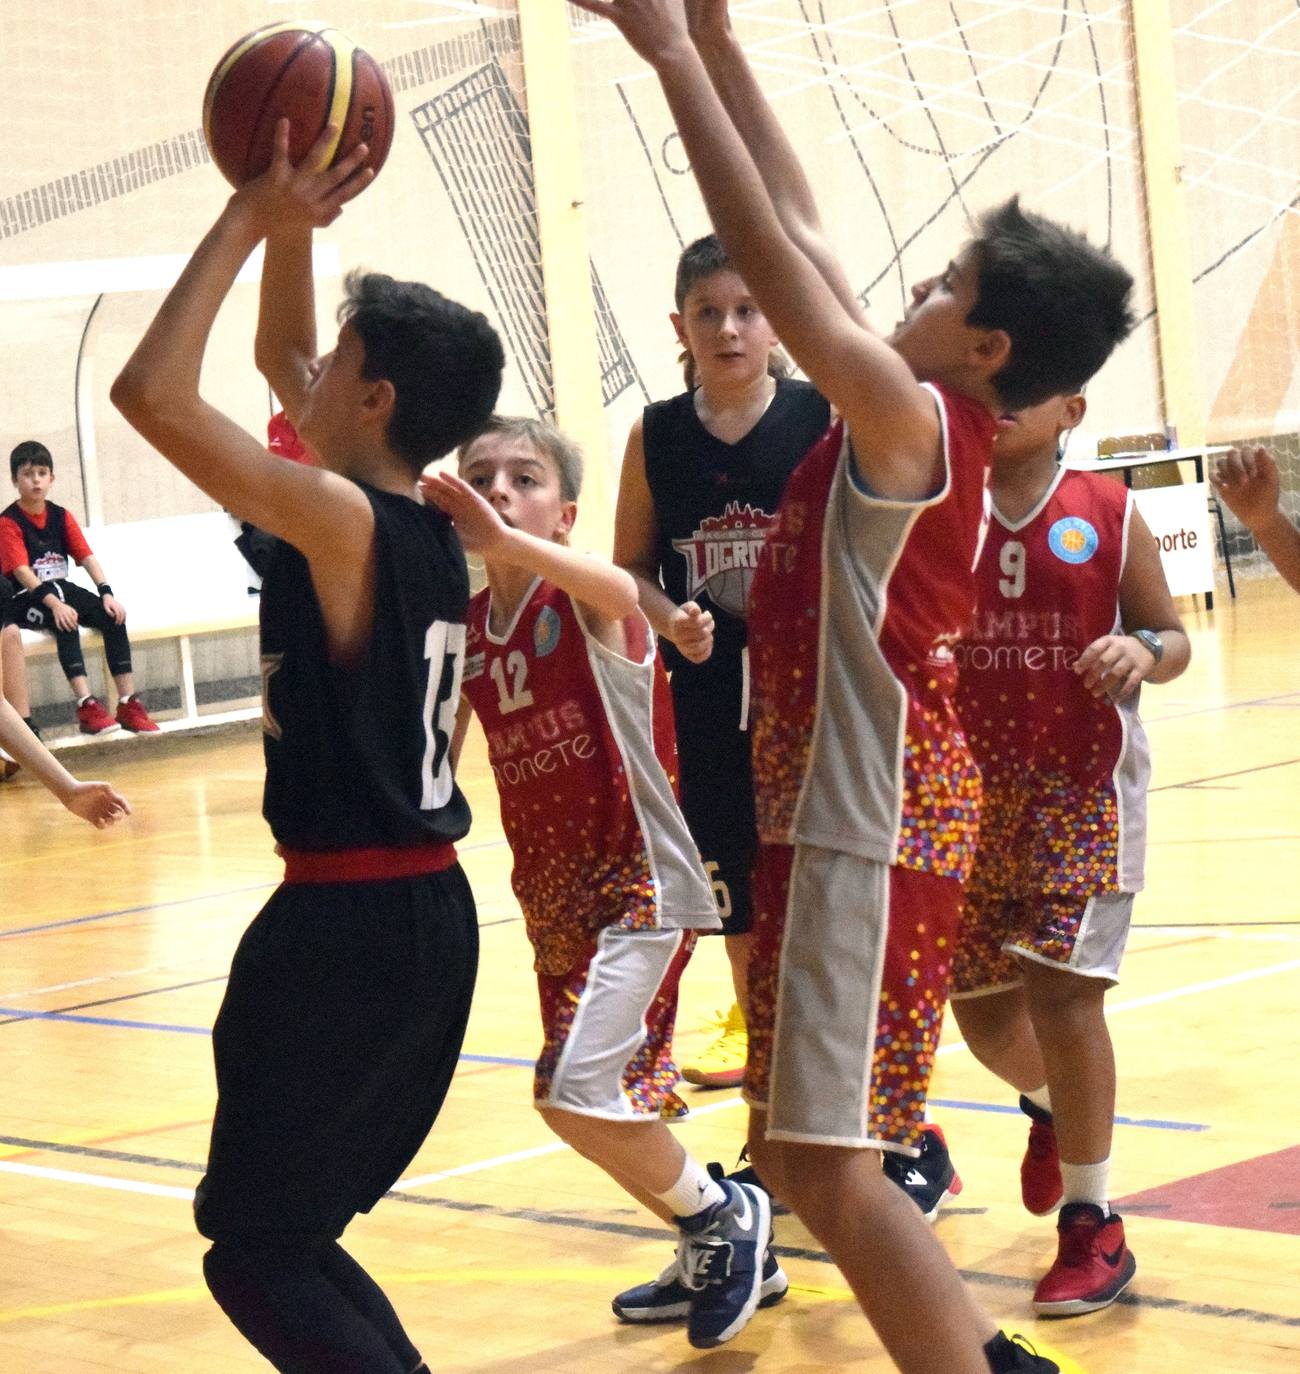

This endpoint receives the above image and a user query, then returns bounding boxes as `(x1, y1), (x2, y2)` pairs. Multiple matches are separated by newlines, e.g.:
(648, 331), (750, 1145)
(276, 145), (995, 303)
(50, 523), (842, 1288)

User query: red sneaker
(77, 696), (119, 735)
(1033, 1202), (1136, 1316)
(116, 696), (160, 733)
(1019, 1094), (1063, 1215)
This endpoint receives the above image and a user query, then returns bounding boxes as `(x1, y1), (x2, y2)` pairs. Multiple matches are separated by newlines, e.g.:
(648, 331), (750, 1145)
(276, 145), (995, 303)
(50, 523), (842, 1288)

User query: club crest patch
(533, 604), (562, 657)
(1048, 516), (1099, 565)
(672, 501), (777, 618)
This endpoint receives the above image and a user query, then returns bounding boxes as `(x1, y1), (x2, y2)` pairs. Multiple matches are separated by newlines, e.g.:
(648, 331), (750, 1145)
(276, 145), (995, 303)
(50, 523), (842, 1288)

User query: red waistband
(278, 842), (458, 885)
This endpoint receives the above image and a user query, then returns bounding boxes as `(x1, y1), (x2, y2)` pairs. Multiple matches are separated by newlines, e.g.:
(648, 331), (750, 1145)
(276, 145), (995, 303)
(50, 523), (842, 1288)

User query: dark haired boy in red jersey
(573, 2), (1135, 1370)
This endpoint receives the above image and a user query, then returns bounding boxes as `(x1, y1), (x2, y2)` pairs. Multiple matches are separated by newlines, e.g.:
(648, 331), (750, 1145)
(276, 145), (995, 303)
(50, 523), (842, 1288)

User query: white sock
(654, 1157), (726, 1219)
(1061, 1159), (1111, 1214)
(1025, 1085), (1053, 1114)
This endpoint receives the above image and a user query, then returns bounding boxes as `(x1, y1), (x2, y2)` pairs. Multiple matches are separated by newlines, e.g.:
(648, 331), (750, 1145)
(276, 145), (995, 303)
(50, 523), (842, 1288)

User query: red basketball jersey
(748, 383), (996, 880)
(955, 468), (1150, 894)
(462, 580), (718, 975)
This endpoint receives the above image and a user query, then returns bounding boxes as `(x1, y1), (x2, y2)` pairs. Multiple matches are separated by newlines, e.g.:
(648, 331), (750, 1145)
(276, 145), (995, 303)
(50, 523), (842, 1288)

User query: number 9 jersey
(955, 468), (1150, 894)
(260, 484), (471, 850)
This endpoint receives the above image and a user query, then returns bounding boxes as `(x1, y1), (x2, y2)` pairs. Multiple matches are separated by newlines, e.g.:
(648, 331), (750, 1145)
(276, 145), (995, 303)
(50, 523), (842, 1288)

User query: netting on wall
(1172, 0), (1300, 525)
(569, 0), (1165, 463)
(0, 2), (540, 526)
(0, 1), (547, 711)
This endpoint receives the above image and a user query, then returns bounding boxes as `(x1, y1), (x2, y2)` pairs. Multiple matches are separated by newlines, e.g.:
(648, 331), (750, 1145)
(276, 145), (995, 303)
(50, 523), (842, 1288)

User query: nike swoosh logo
(1101, 1244), (1126, 1267)
(733, 1186), (753, 1231)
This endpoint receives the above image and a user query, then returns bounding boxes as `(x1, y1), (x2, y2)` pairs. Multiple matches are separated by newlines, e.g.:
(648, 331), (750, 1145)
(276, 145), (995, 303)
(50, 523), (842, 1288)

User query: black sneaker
(881, 1123), (963, 1221)
(611, 1243), (788, 1323)
(709, 1149), (789, 1215)
(986, 1330), (1061, 1372)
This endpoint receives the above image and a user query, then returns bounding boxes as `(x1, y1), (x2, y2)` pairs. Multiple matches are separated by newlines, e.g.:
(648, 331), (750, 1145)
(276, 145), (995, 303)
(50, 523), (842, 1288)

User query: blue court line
(0, 1005), (537, 1066)
(0, 882), (277, 939)
(928, 1096), (1207, 1132)
(0, 1001), (1211, 1131)
(0, 1007), (211, 1034)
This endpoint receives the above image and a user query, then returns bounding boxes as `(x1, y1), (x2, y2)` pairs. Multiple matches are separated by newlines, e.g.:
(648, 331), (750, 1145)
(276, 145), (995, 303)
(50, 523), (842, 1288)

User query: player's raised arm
(1212, 446), (1300, 594)
(571, 0), (940, 496)
(254, 225), (317, 426)
(111, 120), (375, 561)
(686, 0), (868, 330)
(422, 470), (639, 626)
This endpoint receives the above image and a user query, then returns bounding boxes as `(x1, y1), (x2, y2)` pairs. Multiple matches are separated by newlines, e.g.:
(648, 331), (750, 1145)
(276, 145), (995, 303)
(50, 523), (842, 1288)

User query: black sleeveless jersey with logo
(1, 500), (72, 580)
(642, 378), (829, 678)
(260, 484), (472, 851)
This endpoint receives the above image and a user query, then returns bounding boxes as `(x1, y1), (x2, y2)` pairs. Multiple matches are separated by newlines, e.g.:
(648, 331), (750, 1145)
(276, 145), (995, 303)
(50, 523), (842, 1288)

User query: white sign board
(1130, 482), (1216, 598)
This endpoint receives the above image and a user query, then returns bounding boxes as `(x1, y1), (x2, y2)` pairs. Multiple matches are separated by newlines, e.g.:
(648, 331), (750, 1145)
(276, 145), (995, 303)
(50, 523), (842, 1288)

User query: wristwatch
(1131, 629), (1163, 664)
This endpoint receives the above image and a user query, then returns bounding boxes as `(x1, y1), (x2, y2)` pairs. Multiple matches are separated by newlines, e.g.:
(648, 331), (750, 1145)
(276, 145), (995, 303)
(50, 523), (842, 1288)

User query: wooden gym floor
(1, 572), (1297, 1373)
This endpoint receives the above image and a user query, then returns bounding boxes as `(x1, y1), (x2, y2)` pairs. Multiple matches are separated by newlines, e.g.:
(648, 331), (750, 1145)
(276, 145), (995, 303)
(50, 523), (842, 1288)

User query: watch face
(1135, 630), (1163, 661)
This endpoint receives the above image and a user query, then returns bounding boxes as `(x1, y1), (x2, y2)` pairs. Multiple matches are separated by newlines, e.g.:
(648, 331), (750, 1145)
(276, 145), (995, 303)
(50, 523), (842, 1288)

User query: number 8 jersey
(461, 579), (720, 976)
(261, 484), (472, 850)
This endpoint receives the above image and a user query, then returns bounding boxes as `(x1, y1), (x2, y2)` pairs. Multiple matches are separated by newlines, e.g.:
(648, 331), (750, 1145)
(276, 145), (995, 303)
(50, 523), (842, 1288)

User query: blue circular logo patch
(533, 604), (562, 657)
(1047, 516), (1099, 565)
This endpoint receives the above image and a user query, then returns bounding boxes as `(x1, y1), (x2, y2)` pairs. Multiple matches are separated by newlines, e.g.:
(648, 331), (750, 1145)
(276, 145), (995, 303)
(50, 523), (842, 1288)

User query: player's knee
(952, 996), (1021, 1065)
(203, 1236), (318, 1294)
(1022, 963), (1108, 1018)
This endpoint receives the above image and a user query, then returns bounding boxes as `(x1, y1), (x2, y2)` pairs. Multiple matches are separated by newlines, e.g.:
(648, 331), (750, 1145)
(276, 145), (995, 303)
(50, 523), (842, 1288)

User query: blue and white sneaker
(611, 1244), (788, 1323)
(677, 1178), (772, 1348)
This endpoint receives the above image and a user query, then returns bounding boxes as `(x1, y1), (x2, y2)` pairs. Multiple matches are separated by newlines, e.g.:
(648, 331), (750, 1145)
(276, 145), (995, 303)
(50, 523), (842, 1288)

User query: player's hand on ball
(64, 781), (131, 829)
(420, 471), (509, 557)
(1074, 633), (1153, 702)
(234, 118), (373, 231)
(1211, 446), (1281, 534)
(569, 0), (693, 65)
(669, 600), (714, 663)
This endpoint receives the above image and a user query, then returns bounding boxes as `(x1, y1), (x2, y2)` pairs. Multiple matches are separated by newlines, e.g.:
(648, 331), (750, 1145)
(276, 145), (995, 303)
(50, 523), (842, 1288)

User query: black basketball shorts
(194, 864), (479, 1243)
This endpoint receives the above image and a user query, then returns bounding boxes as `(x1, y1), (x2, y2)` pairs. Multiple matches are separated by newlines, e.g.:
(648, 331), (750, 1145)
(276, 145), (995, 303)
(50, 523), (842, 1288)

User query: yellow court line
(0, 1285), (206, 1324)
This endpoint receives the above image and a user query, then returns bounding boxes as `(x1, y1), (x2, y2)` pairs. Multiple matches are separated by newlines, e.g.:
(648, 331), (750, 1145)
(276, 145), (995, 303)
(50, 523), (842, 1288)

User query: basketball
(202, 22), (394, 188)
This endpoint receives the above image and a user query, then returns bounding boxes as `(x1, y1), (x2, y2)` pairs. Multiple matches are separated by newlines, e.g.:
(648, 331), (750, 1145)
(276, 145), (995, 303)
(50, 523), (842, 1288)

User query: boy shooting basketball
(112, 121), (503, 1373)
(575, 2), (1134, 1370)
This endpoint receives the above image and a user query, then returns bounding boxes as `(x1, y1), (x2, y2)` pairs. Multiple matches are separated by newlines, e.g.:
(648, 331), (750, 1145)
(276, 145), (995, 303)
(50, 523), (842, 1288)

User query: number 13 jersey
(261, 484), (471, 851)
(461, 580), (720, 976)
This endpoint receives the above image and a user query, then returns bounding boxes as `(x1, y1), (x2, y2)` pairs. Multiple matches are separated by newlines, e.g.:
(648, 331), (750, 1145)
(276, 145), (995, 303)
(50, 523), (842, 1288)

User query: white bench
(19, 510), (261, 741)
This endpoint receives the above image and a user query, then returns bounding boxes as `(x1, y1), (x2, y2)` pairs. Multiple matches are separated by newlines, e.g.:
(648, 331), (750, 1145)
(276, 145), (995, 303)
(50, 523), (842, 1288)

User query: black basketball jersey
(642, 377), (829, 689)
(1, 500), (72, 582)
(260, 484), (472, 850)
